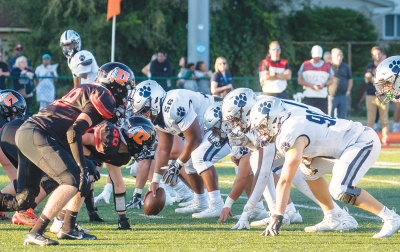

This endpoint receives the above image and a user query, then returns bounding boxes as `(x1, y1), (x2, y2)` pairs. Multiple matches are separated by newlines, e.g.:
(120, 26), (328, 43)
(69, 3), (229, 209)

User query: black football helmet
(96, 62), (135, 107)
(119, 116), (156, 161)
(0, 90), (26, 121)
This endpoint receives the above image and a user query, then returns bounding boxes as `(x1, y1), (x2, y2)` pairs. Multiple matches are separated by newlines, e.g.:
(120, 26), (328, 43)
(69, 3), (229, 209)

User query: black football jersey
(29, 84), (116, 148)
(0, 115), (7, 130)
(85, 145), (131, 167)
(0, 118), (25, 168)
(93, 121), (121, 156)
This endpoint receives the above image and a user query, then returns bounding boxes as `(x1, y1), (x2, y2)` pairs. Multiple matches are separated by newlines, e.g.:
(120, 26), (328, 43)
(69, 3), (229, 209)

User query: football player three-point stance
(248, 95), (399, 238)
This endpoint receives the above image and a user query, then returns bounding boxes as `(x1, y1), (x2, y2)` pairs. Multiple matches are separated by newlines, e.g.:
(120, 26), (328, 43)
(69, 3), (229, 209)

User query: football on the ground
(143, 188), (166, 215)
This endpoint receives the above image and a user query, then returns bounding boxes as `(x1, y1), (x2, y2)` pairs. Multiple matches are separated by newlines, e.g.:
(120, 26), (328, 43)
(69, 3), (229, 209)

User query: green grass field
(0, 151), (399, 251)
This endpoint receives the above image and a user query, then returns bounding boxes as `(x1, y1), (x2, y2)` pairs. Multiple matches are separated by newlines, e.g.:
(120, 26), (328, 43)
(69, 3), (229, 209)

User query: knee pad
(338, 186), (361, 205)
(114, 192), (126, 212)
(40, 175), (59, 195)
(0, 188), (36, 211)
(184, 159), (197, 175)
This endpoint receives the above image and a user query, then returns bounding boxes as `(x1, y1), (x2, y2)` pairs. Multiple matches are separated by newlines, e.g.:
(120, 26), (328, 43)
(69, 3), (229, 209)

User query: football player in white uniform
(129, 80), (231, 218)
(202, 102), (269, 222)
(374, 56), (400, 104)
(60, 30), (99, 87)
(251, 96), (400, 238)
(223, 88), (356, 230)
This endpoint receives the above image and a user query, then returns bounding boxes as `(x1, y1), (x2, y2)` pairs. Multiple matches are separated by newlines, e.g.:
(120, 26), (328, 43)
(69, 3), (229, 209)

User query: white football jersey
(155, 90), (214, 136)
(68, 50), (99, 84)
(275, 113), (365, 159)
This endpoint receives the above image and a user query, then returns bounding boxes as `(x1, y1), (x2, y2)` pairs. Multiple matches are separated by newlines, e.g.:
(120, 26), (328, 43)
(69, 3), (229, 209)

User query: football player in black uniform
(0, 62), (134, 246)
(0, 90), (27, 221)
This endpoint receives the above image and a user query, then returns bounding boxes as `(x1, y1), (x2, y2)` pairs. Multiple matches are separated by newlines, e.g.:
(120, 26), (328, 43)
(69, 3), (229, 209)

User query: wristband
(176, 158), (185, 167)
(152, 173), (163, 183)
(223, 196), (235, 209)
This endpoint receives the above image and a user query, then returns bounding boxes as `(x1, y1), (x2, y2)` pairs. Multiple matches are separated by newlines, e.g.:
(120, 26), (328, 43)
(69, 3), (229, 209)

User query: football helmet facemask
(119, 116), (157, 161)
(374, 56), (400, 104)
(60, 30), (81, 58)
(221, 88), (258, 134)
(203, 102), (229, 148)
(250, 97), (287, 147)
(0, 90), (26, 121)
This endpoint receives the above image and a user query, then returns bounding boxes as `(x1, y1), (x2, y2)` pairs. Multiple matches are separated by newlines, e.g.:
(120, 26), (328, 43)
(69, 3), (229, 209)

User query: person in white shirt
(34, 54), (57, 110)
(60, 30), (99, 87)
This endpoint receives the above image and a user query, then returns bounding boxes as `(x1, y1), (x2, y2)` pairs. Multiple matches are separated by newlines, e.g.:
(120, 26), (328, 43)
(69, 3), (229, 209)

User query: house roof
(363, 0), (396, 8)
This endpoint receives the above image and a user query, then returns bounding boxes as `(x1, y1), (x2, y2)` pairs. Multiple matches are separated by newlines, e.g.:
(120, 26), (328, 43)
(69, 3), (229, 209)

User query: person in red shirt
(259, 41), (292, 99)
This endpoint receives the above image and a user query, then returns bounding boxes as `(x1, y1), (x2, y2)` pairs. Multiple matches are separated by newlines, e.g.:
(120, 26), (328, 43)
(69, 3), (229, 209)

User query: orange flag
(107, 0), (121, 20)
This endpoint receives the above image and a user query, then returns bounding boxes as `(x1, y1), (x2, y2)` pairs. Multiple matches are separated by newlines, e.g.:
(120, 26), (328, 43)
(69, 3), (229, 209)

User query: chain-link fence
(1, 76), (381, 119)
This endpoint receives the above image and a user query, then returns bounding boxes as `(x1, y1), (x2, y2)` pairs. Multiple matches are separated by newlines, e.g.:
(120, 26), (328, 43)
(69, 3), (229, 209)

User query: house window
(384, 14), (400, 39)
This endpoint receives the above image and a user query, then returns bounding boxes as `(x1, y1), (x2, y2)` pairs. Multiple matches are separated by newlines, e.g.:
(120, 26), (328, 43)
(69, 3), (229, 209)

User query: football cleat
(174, 187), (193, 204)
(192, 199), (224, 218)
(250, 213), (290, 226)
(304, 212), (344, 232)
(341, 207), (358, 231)
(286, 210), (303, 224)
(89, 211), (104, 222)
(234, 205), (270, 220)
(118, 217), (132, 230)
(24, 232), (59, 246)
(179, 199), (193, 207)
(0, 212), (11, 220)
(175, 199), (209, 214)
(57, 227), (96, 240)
(12, 209), (38, 226)
(76, 223), (90, 234)
(94, 190), (111, 204)
(126, 194), (142, 209)
(373, 211), (400, 238)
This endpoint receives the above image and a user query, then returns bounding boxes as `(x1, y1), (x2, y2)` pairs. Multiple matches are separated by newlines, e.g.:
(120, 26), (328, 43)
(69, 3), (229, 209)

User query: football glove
(126, 194), (142, 209)
(260, 213), (284, 236)
(231, 203), (255, 230)
(299, 157), (318, 176)
(162, 159), (184, 186)
(79, 168), (91, 198)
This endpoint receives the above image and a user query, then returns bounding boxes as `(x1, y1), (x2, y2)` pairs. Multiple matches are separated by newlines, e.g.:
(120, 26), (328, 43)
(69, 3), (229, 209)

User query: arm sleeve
(210, 72), (218, 82)
(67, 119), (90, 170)
(285, 62), (290, 70)
(167, 60), (173, 77)
(347, 64), (352, 79)
(149, 61), (156, 76)
(169, 100), (197, 132)
(183, 71), (192, 79)
(81, 103), (104, 126)
(261, 61), (269, 71)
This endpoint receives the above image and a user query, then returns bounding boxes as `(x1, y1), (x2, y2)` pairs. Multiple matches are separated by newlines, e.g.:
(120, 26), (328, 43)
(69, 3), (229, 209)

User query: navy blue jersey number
(305, 110), (336, 127)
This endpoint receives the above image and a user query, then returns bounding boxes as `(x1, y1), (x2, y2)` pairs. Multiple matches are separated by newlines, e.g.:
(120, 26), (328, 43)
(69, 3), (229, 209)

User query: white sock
(286, 202), (296, 213)
(325, 202), (342, 215)
(134, 188), (142, 195)
(208, 190), (221, 202)
(104, 183), (113, 193)
(378, 206), (396, 218)
(256, 201), (264, 209)
(194, 191), (206, 201)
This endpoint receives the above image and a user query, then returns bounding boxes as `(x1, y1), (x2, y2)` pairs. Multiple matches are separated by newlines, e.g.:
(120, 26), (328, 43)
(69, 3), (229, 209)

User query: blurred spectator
(150, 50), (172, 90)
(34, 54), (58, 111)
(7, 44), (32, 71)
(195, 61), (212, 94)
(393, 103), (400, 132)
(176, 56), (188, 88)
(183, 63), (198, 92)
(142, 54), (157, 78)
(211, 57), (233, 98)
(323, 51), (332, 64)
(328, 48), (352, 119)
(10, 56), (34, 114)
(259, 41), (291, 98)
(0, 52), (10, 90)
(298, 45), (334, 114)
(365, 46), (388, 145)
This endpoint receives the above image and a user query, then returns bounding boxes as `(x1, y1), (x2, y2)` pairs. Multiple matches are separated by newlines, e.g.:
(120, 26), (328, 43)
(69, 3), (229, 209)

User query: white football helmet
(127, 80), (165, 120)
(60, 30), (81, 58)
(374, 56), (400, 104)
(221, 88), (257, 134)
(250, 96), (287, 147)
(203, 102), (229, 148)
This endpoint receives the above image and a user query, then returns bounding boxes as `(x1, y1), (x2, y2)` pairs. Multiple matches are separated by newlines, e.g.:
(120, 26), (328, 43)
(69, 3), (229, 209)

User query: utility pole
(188, 0), (209, 69)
